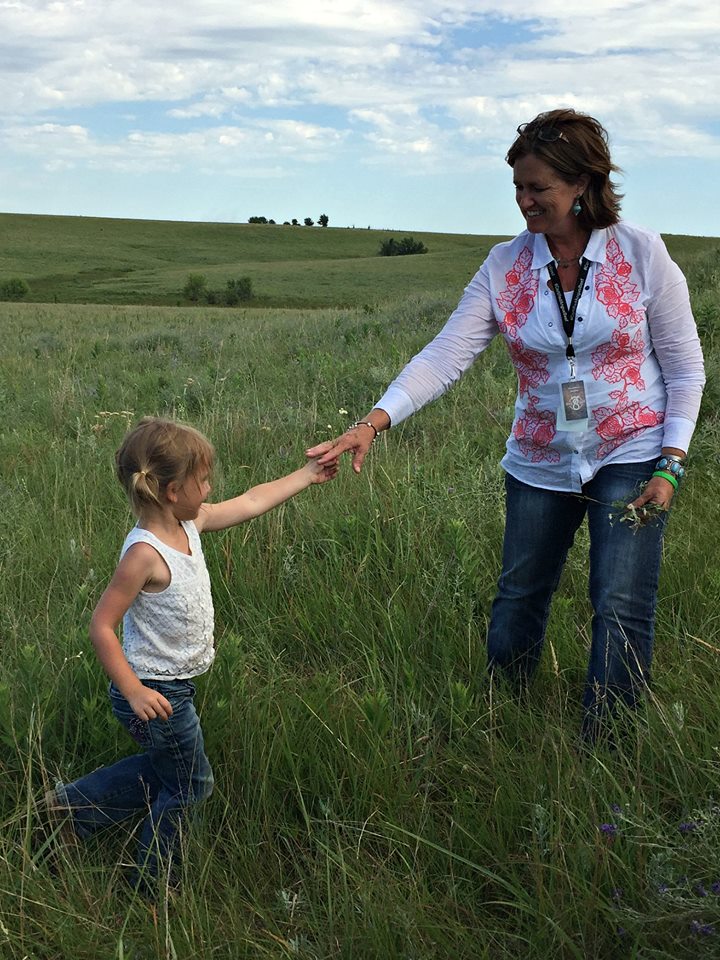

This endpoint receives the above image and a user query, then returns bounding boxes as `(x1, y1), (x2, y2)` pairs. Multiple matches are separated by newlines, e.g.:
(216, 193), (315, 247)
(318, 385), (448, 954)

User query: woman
(307, 109), (705, 741)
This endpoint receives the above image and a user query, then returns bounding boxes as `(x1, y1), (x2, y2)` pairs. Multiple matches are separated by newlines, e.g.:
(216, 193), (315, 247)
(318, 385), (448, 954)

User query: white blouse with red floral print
(376, 222), (705, 493)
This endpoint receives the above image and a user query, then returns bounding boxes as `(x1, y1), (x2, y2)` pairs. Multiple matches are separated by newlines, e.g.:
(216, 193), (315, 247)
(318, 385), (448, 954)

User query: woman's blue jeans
(486, 460), (667, 740)
(56, 679), (213, 883)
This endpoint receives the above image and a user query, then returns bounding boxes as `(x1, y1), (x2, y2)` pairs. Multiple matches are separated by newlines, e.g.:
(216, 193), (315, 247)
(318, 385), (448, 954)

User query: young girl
(46, 416), (336, 891)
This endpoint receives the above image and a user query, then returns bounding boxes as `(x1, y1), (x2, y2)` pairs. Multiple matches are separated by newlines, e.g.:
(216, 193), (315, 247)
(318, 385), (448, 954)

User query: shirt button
(573, 449), (579, 454)
(548, 321), (553, 326)
(577, 316), (583, 322)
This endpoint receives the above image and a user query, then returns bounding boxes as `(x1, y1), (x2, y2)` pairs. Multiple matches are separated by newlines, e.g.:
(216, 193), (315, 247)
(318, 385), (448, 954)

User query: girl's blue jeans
(56, 678), (213, 884)
(486, 460), (667, 740)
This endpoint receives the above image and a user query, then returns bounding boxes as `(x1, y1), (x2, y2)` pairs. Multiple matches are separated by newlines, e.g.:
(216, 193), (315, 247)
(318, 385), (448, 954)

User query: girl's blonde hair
(116, 417), (215, 516)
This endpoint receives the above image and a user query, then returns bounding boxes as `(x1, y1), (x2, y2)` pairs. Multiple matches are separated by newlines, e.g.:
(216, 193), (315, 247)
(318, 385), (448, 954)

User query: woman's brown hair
(506, 108), (623, 229)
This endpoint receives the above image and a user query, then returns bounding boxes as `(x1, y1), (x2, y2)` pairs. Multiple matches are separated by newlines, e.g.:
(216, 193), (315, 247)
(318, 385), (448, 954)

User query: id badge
(557, 379), (589, 432)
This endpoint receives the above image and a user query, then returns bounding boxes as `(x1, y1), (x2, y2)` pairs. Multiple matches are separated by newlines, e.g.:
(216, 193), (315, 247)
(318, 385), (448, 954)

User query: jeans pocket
(109, 685), (152, 746)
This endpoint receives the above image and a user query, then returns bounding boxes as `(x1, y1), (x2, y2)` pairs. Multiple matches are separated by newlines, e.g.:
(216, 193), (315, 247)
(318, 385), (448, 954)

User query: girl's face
(170, 466), (212, 521)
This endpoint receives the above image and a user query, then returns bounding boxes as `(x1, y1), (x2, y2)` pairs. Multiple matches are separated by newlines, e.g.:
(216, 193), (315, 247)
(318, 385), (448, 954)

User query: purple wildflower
(599, 823), (618, 838)
(691, 920), (716, 936)
(612, 888), (624, 902)
(610, 803), (622, 814)
(679, 821), (700, 834)
(711, 881), (720, 895)
(657, 883), (670, 894)
(696, 884), (708, 898)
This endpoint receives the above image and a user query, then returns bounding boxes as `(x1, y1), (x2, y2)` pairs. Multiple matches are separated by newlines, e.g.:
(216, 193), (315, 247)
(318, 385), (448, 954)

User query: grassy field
(1, 210), (716, 310)
(0, 212), (507, 308)
(1, 225), (720, 958)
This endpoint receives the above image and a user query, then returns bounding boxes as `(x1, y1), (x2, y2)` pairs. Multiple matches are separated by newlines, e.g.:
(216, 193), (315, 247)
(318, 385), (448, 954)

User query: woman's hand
(306, 426), (373, 474)
(306, 412), (389, 474)
(627, 475), (675, 512)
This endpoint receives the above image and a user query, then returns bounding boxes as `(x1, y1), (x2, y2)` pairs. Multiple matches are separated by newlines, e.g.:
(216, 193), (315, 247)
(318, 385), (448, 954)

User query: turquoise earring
(572, 197), (582, 216)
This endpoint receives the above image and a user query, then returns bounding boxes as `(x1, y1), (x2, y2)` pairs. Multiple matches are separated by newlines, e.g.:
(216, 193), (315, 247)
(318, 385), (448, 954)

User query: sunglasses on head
(517, 122), (569, 143)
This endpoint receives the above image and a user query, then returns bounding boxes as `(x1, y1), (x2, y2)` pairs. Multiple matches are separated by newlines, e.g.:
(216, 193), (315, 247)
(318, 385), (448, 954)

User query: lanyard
(547, 257), (590, 379)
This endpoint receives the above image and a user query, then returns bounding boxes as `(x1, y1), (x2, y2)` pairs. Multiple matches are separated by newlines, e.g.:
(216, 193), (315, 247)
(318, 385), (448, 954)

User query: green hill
(0, 211), (716, 309)
(0, 212), (508, 308)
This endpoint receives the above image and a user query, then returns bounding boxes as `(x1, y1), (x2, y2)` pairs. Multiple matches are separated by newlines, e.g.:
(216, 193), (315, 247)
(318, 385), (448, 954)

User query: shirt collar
(530, 228), (607, 271)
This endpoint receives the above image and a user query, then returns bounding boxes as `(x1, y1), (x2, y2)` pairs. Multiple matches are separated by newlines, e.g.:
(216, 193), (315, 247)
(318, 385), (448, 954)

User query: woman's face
(512, 153), (588, 239)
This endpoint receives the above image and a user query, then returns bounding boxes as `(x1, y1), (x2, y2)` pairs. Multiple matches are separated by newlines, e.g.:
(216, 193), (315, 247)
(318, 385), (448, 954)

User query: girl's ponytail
(129, 467), (162, 512)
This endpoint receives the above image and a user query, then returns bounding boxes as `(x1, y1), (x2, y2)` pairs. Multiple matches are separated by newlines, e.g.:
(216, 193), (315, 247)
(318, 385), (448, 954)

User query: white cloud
(2, 115), (349, 174)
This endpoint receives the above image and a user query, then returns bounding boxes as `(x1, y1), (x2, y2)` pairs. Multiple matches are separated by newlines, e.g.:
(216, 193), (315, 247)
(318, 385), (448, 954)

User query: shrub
(223, 277), (253, 306)
(182, 273), (208, 302)
(378, 236), (428, 257)
(0, 277), (30, 300)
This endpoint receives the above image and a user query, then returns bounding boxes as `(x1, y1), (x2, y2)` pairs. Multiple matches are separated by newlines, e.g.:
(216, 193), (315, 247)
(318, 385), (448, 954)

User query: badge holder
(556, 378), (589, 432)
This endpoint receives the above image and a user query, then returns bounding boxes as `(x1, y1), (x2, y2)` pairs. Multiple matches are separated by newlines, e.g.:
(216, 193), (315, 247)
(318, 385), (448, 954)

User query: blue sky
(2, 0), (719, 236)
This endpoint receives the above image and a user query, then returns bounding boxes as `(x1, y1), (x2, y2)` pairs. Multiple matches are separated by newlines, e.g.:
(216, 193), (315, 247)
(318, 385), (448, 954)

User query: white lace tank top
(120, 521), (215, 679)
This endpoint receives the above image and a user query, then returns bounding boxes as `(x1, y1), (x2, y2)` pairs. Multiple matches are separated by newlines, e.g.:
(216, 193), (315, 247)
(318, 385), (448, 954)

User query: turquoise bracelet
(652, 469), (678, 491)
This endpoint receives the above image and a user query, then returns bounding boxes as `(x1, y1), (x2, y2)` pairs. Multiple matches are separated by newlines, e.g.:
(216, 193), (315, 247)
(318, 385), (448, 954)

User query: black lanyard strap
(547, 257), (590, 361)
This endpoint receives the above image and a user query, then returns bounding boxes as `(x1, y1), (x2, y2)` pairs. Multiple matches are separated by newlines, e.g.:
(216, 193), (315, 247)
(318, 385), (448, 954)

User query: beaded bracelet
(352, 420), (378, 440)
(652, 469), (679, 491)
(654, 455), (685, 481)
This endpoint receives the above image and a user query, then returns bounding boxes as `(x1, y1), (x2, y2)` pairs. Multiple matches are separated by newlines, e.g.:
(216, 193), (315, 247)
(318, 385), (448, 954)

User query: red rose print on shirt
(592, 400), (664, 460)
(508, 339), (551, 402)
(513, 404), (560, 463)
(591, 328), (646, 395)
(595, 239), (644, 329)
(496, 246), (537, 340)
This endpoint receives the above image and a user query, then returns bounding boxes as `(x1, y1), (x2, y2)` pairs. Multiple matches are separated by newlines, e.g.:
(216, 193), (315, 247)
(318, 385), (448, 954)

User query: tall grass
(1, 244), (720, 958)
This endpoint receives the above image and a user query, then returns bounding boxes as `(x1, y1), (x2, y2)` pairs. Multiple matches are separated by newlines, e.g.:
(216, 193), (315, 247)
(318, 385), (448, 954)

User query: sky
(2, 0), (719, 237)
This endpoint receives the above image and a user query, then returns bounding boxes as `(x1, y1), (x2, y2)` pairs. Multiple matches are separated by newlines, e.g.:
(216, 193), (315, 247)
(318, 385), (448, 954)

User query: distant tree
(269, 219), (276, 224)
(304, 217), (314, 227)
(248, 216), (268, 224)
(283, 221), (291, 226)
(291, 218), (299, 226)
(0, 277), (30, 300)
(378, 236), (428, 257)
(318, 213), (329, 228)
(182, 273), (208, 302)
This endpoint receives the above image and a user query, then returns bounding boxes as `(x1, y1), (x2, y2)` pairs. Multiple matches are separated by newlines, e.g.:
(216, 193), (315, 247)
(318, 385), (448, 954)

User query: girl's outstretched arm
(198, 458), (336, 533)
(90, 543), (173, 721)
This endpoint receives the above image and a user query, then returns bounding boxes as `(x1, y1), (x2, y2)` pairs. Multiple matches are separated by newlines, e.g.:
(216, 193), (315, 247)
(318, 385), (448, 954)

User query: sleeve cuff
(662, 416), (697, 454)
(374, 386), (417, 427)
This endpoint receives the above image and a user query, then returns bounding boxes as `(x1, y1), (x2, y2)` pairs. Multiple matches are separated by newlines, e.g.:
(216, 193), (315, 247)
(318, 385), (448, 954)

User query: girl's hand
(306, 424), (375, 475)
(627, 475), (675, 512)
(128, 685), (174, 722)
(304, 456), (339, 484)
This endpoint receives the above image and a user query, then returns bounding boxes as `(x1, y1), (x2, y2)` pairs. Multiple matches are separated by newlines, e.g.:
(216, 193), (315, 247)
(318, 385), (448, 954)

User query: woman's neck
(546, 226), (591, 265)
